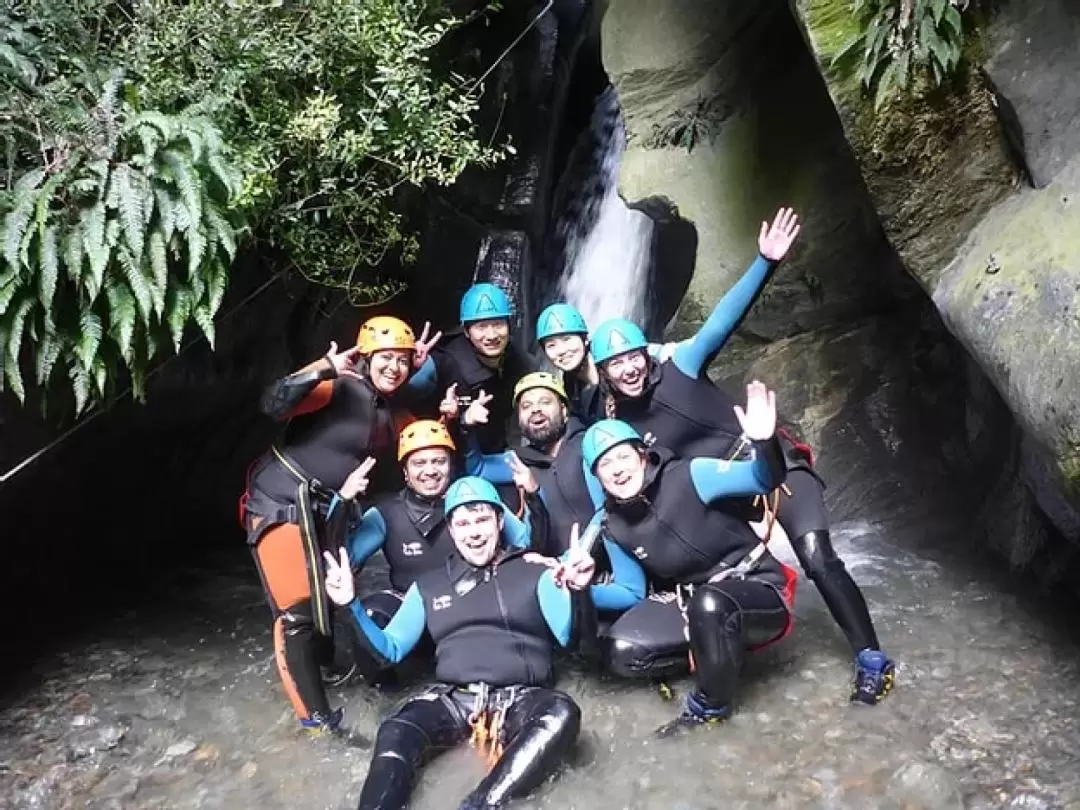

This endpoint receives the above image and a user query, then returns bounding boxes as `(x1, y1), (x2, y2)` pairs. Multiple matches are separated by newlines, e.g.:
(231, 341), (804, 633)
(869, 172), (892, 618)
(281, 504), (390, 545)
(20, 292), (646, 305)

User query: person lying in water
(324, 476), (602, 810)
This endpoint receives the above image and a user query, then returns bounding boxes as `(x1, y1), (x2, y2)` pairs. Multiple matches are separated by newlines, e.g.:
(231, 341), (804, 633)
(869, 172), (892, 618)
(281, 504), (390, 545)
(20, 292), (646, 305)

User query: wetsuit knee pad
(542, 691), (582, 735)
(600, 634), (685, 679)
(792, 530), (848, 580)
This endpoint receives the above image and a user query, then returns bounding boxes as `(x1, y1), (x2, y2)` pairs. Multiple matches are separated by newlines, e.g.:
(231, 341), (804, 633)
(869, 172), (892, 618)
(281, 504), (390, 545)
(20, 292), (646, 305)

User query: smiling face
(403, 447), (452, 498)
(595, 442), (648, 500)
(448, 502), (504, 567)
(541, 334), (587, 373)
(601, 349), (649, 397)
(367, 349), (412, 394)
(517, 388), (568, 446)
(466, 319), (511, 359)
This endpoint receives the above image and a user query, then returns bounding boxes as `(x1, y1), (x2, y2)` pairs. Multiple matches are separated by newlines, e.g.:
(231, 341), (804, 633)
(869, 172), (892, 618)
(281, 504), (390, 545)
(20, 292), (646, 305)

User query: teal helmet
(444, 476), (503, 516)
(460, 282), (512, 324)
(589, 318), (648, 365)
(536, 303), (589, 342)
(582, 419), (645, 471)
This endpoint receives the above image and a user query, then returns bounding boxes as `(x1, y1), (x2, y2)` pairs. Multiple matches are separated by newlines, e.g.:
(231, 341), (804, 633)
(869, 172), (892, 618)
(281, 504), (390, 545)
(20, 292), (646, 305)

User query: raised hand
(463, 389), (493, 427)
(758, 207), (801, 262)
(439, 383), (461, 421)
(323, 548), (355, 606)
(325, 340), (364, 380)
(413, 321), (442, 370)
(506, 451), (539, 494)
(732, 380), (777, 441)
(556, 522), (597, 591)
(340, 457), (376, 500)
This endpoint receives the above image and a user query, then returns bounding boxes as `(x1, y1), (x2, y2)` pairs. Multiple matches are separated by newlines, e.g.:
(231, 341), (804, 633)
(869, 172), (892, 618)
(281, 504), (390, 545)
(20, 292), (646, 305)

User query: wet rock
(163, 739), (198, 759)
(886, 761), (965, 810)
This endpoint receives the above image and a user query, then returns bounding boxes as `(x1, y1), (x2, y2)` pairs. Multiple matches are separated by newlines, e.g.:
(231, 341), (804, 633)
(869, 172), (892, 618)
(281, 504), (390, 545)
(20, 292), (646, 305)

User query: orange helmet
(357, 316), (416, 356)
(398, 419), (456, 462)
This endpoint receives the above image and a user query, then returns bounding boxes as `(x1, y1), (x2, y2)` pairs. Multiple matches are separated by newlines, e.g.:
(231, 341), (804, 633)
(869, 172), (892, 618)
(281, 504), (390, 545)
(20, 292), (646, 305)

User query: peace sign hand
(732, 380), (777, 441)
(340, 457), (376, 501)
(463, 389), (494, 427)
(758, 207), (801, 262)
(323, 548), (355, 606)
(555, 522), (597, 591)
(506, 451), (539, 494)
(326, 341), (364, 380)
(413, 322), (442, 370)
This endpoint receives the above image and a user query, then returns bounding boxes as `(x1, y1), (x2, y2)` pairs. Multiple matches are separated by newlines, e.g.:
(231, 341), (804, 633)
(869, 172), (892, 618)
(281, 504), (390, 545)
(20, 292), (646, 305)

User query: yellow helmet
(513, 372), (567, 406)
(357, 316), (417, 356)
(398, 419), (456, 462)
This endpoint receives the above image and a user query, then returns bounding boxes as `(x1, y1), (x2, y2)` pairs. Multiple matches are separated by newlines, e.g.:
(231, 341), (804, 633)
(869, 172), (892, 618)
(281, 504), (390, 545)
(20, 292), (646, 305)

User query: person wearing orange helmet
(237, 315), (438, 744)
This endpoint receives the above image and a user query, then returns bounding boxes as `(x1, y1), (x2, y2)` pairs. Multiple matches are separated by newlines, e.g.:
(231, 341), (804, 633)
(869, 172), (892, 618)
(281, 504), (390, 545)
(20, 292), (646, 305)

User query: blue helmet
(444, 476), (503, 516)
(582, 419), (644, 471)
(535, 303), (589, 342)
(460, 283), (512, 324)
(589, 318), (648, 365)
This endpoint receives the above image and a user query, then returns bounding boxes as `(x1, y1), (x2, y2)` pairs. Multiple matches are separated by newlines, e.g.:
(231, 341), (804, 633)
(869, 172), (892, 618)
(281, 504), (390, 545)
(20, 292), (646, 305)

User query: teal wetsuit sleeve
(348, 582), (426, 663)
(405, 355), (438, 396)
(672, 255), (774, 378)
(464, 433), (515, 484)
(590, 537), (645, 611)
(537, 570), (575, 647)
(501, 502), (532, 549)
(347, 507), (388, 565)
(689, 448), (782, 502)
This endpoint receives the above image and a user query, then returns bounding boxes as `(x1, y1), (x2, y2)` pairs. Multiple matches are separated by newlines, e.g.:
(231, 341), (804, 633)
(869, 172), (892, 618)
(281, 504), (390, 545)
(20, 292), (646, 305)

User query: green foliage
(0, 47), (241, 412)
(0, 0), (503, 414)
(114, 0), (506, 303)
(832, 0), (972, 110)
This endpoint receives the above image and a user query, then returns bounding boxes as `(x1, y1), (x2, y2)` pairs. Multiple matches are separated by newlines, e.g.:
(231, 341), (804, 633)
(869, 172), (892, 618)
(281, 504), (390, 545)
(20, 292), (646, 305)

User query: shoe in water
(851, 649), (896, 705)
(654, 692), (730, 738)
(301, 707), (370, 748)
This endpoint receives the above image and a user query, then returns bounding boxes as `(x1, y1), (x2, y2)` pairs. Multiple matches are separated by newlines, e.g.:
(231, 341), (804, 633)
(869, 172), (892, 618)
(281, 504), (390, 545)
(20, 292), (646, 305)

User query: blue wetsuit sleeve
(672, 255), (774, 378)
(689, 444), (784, 502)
(590, 537), (646, 611)
(581, 455), (605, 510)
(501, 502), (532, 549)
(537, 570), (576, 647)
(348, 583), (425, 664)
(404, 355), (438, 396)
(463, 433), (515, 484)
(347, 507), (388, 566)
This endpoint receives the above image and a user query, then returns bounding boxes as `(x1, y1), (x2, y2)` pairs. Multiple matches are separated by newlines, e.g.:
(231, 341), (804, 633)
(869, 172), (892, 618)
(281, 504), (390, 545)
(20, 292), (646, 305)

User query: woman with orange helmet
(238, 315), (437, 744)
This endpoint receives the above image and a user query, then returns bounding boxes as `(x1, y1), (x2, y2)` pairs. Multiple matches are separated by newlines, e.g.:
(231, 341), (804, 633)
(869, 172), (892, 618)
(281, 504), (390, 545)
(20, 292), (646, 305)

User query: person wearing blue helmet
(587, 207), (896, 706)
(321, 476), (598, 810)
(409, 281), (539, 455)
(580, 385), (801, 736)
(534, 301), (684, 422)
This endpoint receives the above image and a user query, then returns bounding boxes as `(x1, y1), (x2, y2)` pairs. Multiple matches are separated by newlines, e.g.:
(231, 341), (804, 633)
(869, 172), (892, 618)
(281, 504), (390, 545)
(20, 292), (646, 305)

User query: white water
(557, 108), (655, 331)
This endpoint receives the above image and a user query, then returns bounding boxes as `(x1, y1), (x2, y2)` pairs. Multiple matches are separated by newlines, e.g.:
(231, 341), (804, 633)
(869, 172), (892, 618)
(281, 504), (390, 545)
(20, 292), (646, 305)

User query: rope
(0, 270), (288, 485)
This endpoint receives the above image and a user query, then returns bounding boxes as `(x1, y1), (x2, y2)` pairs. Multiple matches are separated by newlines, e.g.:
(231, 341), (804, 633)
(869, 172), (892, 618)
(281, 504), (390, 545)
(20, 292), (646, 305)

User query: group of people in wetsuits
(238, 206), (897, 809)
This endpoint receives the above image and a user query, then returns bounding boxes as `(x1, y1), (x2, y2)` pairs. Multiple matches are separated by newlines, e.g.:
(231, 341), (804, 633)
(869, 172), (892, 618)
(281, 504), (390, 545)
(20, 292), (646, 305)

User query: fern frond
(38, 222), (59, 313)
(75, 306), (102, 370)
(105, 277), (138, 363)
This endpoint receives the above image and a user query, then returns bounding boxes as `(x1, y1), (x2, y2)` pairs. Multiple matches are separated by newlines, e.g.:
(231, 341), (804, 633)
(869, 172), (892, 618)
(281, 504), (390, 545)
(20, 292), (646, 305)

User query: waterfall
(548, 87), (656, 331)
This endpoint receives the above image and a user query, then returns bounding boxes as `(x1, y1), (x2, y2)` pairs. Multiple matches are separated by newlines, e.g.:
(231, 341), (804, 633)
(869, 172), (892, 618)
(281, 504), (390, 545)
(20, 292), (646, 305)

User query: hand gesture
(732, 380), (777, 441)
(463, 389), (493, 427)
(340, 457), (376, 501)
(413, 321), (442, 370)
(439, 383), (461, 420)
(555, 523), (597, 591)
(758, 207), (801, 262)
(506, 451), (539, 494)
(325, 340), (364, 380)
(323, 548), (355, 606)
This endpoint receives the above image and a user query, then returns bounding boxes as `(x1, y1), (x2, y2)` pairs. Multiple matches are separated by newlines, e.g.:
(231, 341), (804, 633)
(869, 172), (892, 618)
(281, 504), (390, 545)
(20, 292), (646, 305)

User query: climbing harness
(465, 683), (518, 770)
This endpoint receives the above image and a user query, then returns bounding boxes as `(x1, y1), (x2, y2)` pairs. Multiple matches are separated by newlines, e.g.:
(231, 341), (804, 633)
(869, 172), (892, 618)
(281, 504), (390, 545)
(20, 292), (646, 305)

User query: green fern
(0, 28), (245, 415)
(832, 0), (971, 110)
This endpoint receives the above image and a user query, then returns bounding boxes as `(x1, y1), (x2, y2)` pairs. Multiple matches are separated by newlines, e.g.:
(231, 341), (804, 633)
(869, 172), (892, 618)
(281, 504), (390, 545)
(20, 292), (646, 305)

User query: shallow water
(4, 518), (1080, 810)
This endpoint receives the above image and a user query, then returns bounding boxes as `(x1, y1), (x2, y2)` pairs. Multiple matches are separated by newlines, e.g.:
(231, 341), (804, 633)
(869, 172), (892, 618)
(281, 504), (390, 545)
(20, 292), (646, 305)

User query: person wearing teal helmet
(320, 472), (598, 809)
(584, 207), (896, 706)
(409, 281), (539, 455)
